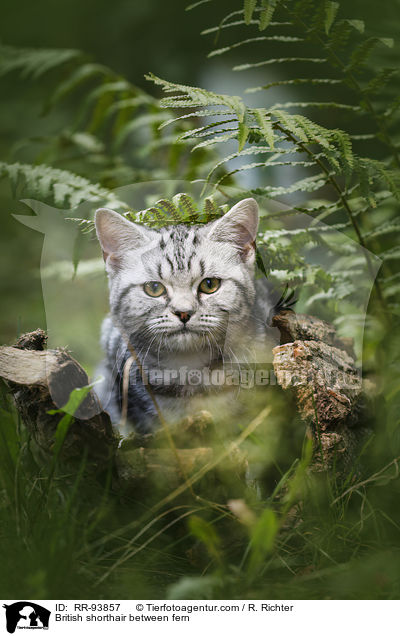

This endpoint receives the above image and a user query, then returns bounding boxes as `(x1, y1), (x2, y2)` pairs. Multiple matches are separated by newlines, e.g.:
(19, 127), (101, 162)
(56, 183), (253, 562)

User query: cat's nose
(174, 310), (192, 324)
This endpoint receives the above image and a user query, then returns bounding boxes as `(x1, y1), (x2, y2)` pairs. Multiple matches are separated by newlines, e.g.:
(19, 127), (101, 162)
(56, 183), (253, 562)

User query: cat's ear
(207, 198), (259, 259)
(95, 208), (152, 264)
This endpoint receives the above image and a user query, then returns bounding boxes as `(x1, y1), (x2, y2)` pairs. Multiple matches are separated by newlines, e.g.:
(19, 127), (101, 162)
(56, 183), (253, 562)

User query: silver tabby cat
(94, 198), (274, 434)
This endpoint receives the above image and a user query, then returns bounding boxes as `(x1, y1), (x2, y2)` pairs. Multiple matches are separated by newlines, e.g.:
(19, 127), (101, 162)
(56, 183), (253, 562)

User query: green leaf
(247, 508), (279, 573)
(0, 161), (127, 211)
(188, 515), (221, 558)
(48, 383), (94, 418)
(380, 246), (400, 262)
(363, 218), (400, 240)
(186, 0), (212, 9)
(44, 63), (111, 111)
(263, 174), (328, 197)
(346, 19), (364, 33)
(179, 119), (238, 140)
(233, 57), (327, 71)
(384, 96), (400, 120)
(364, 69), (399, 96)
(159, 109), (232, 129)
(0, 44), (83, 79)
(246, 77), (342, 93)
(272, 109), (309, 142)
(147, 72), (246, 122)
(324, 1), (339, 34)
(208, 35), (302, 58)
(191, 131), (238, 151)
(115, 113), (170, 148)
(270, 101), (360, 111)
(348, 37), (394, 72)
(238, 121), (249, 151)
(253, 108), (275, 148)
(259, 0), (277, 30)
(48, 383), (95, 457)
(203, 17), (289, 35)
(244, 0), (257, 25)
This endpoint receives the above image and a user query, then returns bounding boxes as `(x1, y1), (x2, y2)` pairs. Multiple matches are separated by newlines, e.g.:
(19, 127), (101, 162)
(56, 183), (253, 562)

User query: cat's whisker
(141, 334), (160, 367)
(207, 330), (225, 365)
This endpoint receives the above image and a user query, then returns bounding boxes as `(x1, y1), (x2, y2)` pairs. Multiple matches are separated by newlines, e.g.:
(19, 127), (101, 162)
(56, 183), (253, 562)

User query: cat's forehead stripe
(166, 255), (175, 273)
(156, 225), (199, 274)
(187, 251), (196, 271)
(151, 225), (220, 279)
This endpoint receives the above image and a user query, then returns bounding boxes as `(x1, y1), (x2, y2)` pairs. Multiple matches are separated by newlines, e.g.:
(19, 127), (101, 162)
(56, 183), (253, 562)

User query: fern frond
(0, 44), (83, 79)
(270, 101), (361, 111)
(147, 73), (246, 121)
(253, 109), (276, 148)
(130, 194), (224, 228)
(191, 131), (238, 151)
(186, 0), (212, 9)
(115, 113), (171, 148)
(208, 35), (303, 58)
(159, 109), (233, 129)
(324, 1), (340, 35)
(364, 69), (399, 96)
(246, 77), (342, 93)
(384, 97), (400, 120)
(347, 37), (394, 72)
(244, 0), (257, 25)
(173, 193), (199, 222)
(202, 18), (289, 35)
(45, 63), (111, 110)
(380, 246), (400, 262)
(358, 158), (400, 202)
(263, 174), (328, 197)
(363, 218), (400, 240)
(178, 119), (238, 140)
(0, 161), (127, 210)
(259, 0), (278, 30)
(234, 57), (327, 71)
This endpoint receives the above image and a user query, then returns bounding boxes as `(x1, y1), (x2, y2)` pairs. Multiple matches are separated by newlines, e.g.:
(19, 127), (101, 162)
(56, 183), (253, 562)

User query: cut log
(0, 339), (118, 465)
(0, 335), (222, 484)
(0, 313), (368, 479)
(271, 310), (367, 471)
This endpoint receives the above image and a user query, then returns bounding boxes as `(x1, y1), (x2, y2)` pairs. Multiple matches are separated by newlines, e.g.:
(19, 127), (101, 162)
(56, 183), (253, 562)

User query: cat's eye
(143, 281), (166, 297)
(198, 277), (221, 294)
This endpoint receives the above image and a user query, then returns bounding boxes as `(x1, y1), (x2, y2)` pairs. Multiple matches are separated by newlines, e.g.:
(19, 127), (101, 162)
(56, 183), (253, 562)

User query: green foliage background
(0, 0), (400, 600)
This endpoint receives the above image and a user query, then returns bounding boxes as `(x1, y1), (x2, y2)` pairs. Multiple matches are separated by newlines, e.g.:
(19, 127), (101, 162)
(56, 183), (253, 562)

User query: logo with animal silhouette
(3, 602), (50, 633)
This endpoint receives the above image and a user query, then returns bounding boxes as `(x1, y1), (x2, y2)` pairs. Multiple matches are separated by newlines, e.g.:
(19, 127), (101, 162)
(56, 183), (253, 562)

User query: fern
(0, 44), (83, 79)
(1, 6), (399, 314)
(0, 162), (128, 210)
(130, 193), (225, 228)
(145, 0), (400, 310)
(0, 45), (222, 188)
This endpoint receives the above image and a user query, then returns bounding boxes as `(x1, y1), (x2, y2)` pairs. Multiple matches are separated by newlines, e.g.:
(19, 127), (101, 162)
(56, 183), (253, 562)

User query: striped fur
(94, 198), (273, 433)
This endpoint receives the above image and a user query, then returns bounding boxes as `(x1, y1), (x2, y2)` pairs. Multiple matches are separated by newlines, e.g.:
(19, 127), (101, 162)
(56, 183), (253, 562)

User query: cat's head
(95, 198), (259, 355)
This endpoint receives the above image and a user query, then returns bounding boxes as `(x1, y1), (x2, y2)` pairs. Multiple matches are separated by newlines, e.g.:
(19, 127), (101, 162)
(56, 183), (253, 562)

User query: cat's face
(95, 199), (259, 356)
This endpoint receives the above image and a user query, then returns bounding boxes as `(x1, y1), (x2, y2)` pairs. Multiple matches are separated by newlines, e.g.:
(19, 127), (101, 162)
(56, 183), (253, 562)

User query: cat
(94, 198), (277, 435)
